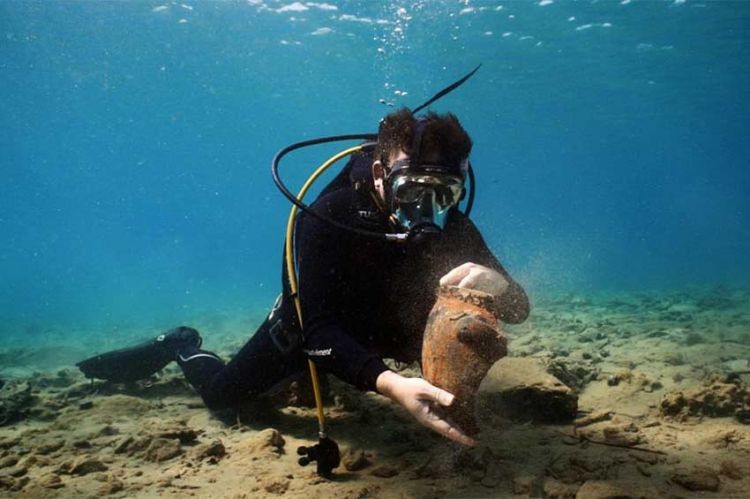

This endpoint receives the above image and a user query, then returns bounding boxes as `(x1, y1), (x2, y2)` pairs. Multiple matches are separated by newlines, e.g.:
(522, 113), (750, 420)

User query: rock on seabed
(478, 357), (578, 423)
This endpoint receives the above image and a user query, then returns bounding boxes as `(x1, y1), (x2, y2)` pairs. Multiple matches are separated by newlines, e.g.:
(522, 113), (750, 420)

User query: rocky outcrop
(478, 357), (578, 423)
(660, 380), (750, 421)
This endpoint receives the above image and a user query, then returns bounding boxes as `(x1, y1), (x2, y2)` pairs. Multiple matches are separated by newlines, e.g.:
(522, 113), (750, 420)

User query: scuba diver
(78, 107), (529, 448)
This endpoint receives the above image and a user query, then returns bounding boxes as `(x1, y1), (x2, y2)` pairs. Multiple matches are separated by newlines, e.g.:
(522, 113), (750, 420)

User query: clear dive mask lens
(391, 174), (464, 208)
(389, 173), (464, 231)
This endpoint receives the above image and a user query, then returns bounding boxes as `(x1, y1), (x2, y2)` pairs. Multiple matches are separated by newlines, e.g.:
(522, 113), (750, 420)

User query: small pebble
(370, 465), (398, 478)
(607, 375), (620, 386)
(562, 435), (579, 446)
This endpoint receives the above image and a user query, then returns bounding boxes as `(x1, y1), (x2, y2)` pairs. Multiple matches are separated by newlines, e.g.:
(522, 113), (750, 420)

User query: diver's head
(372, 109), (472, 237)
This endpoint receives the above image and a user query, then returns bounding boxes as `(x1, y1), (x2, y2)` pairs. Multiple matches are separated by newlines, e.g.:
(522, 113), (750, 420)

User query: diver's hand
(440, 262), (509, 297)
(375, 370), (476, 447)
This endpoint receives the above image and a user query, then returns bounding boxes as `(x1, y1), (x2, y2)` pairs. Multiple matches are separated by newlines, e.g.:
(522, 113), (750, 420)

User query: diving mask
(388, 172), (464, 232)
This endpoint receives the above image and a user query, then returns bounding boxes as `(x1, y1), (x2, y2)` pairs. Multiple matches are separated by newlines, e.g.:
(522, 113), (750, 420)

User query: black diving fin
(76, 326), (201, 383)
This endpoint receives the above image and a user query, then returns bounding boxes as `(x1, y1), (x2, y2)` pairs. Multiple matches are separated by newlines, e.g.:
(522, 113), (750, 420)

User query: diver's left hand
(440, 262), (509, 297)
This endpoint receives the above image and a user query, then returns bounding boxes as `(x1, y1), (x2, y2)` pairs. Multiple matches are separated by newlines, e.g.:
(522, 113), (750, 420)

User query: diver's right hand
(375, 370), (476, 447)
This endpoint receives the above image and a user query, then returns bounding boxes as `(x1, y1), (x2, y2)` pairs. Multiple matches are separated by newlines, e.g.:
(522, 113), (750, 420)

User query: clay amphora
(422, 285), (507, 435)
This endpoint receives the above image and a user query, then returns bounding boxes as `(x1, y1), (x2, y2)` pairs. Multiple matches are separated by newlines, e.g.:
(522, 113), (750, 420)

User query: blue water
(1, 0), (749, 342)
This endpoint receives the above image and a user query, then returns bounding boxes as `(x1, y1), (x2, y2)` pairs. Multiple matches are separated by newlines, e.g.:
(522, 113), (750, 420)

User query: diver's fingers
(457, 267), (509, 296)
(439, 262), (475, 286)
(414, 379), (455, 407)
(424, 385), (455, 407)
(426, 416), (476, 447)
(434, 388), (455, 408)
(457, 272), (481, 290)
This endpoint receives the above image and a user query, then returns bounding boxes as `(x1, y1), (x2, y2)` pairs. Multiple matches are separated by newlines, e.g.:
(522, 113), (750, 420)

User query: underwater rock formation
(0, 380), (34, 426)
(422, 285), (507, 435)
(479, 357), (578, 423)
(660, 379), (750, 421)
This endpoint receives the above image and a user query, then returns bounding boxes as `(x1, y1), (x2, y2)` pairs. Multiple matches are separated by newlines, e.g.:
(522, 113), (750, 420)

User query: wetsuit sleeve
(294, 204), (389, 392)
(451, 215), (530, 324)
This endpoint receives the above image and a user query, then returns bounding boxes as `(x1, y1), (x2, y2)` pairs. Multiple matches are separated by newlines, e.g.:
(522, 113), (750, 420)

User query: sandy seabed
(1, 287), (749, 498)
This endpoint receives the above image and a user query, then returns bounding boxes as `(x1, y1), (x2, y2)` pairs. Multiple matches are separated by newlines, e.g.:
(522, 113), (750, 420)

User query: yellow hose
(284, 144), (363, 437)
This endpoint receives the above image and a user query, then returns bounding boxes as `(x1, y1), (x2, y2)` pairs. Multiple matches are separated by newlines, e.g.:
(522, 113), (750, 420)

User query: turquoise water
(1, 0), (749, 344)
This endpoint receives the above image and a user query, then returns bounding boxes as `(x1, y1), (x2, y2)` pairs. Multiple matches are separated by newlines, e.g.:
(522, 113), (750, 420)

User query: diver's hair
(375, 108), (473, 170)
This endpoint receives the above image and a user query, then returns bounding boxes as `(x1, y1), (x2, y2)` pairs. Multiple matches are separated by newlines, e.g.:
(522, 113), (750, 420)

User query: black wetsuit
(177, 152), (529, 410)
